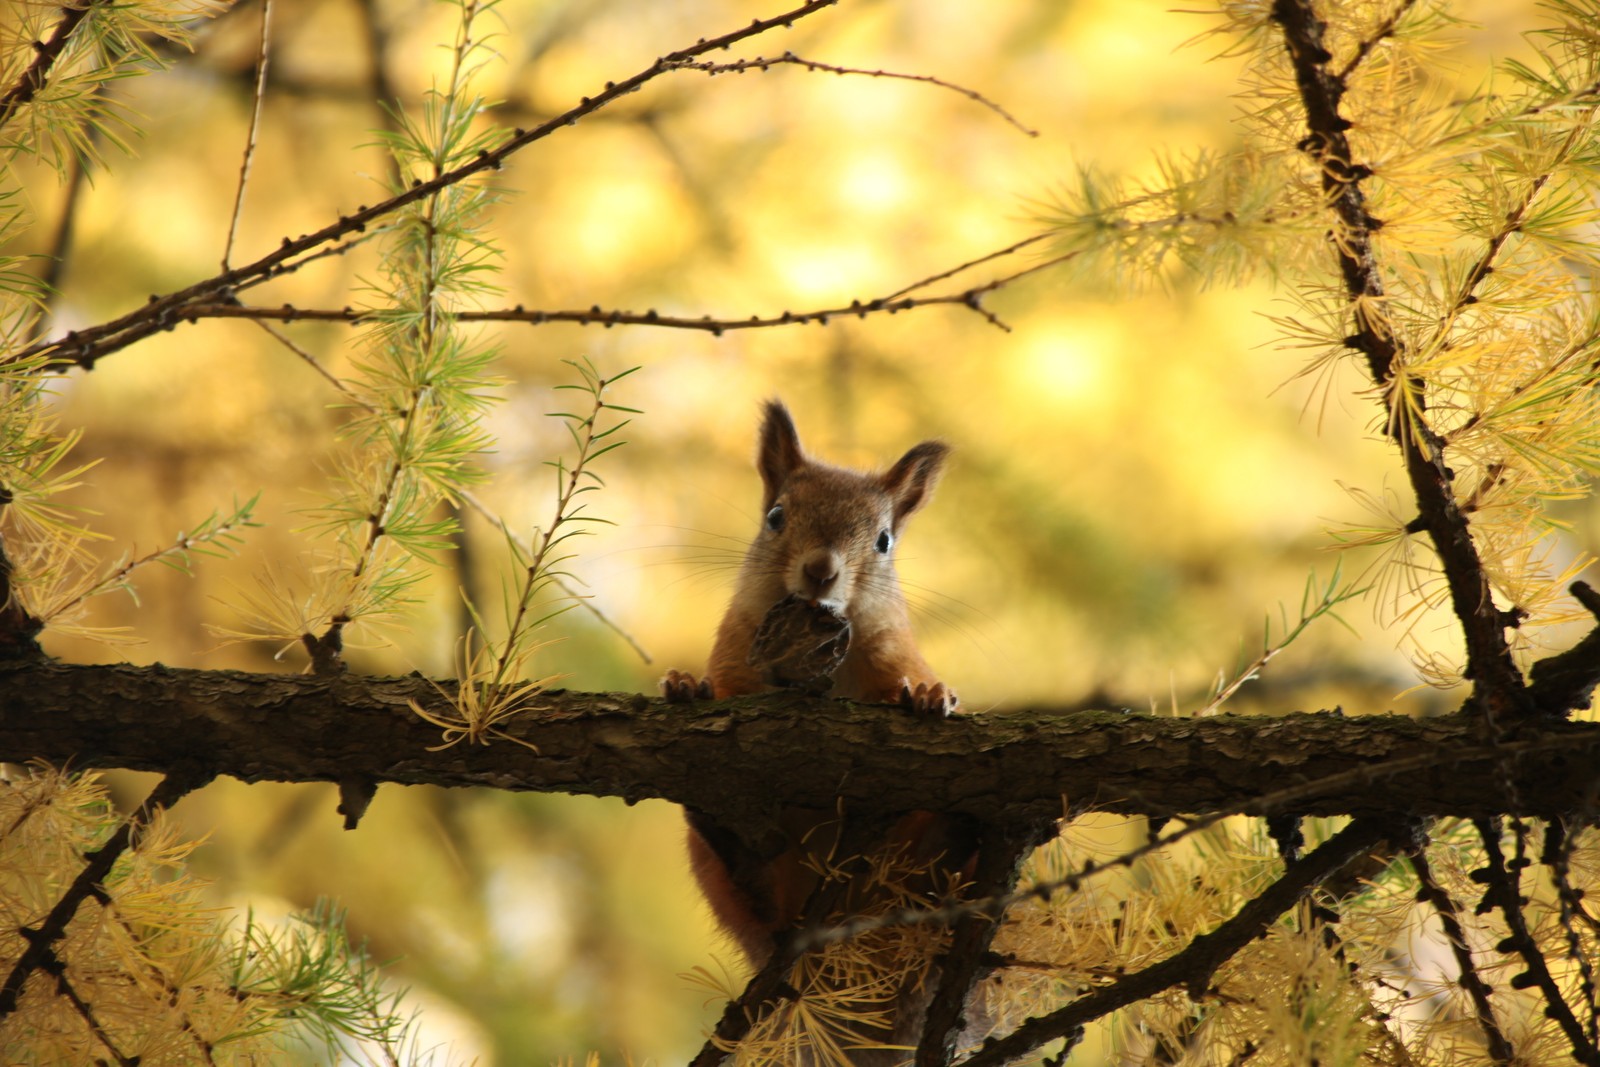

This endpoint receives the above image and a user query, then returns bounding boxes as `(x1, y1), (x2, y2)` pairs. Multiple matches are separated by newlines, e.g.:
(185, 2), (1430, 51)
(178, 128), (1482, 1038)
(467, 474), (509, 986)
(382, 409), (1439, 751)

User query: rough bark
(2, 661), (1598, 842)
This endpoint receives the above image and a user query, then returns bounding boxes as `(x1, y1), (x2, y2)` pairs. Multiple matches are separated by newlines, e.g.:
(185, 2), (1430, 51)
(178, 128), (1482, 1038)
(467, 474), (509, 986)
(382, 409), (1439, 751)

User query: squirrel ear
(882, 441), (949, 528)
(757, 400), (806, 507)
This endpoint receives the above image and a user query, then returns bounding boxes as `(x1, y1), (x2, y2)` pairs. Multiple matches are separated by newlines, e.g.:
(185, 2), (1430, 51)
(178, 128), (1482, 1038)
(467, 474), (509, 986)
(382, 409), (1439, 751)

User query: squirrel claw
(662, 669), (714, 703)
(899, 679), (958, 719)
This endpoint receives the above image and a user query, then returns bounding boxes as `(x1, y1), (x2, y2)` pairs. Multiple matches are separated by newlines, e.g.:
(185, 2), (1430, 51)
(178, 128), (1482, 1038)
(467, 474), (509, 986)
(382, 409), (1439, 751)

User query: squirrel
(662, 398), (967, 972)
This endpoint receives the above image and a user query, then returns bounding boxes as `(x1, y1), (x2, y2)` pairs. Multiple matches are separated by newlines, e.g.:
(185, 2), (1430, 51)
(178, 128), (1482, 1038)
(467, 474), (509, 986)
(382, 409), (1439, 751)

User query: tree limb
(915, 821), (1053, 1067)
(1272, 0), (1530, 717)
(2, 662), (1600, 843)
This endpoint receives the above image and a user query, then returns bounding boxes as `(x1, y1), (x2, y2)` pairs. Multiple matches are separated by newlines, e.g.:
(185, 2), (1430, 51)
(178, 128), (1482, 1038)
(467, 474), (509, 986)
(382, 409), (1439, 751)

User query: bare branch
(1334, 0), (1421, 82)
(1473, 818), (1600, 1066)
(916, 822), (1053, 1067)
(1409, 848), (1514, 1064)
(882, 233), (1052, 301)
(680, 50), (1038, 137)
(221, 0), (274, 270)
(110, 242), (1070, 341)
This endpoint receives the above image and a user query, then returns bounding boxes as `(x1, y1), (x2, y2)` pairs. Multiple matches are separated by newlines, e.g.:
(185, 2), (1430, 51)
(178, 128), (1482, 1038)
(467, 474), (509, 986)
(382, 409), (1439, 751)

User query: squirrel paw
(899, 679), (958, 718)
(661, 670), (714, 703)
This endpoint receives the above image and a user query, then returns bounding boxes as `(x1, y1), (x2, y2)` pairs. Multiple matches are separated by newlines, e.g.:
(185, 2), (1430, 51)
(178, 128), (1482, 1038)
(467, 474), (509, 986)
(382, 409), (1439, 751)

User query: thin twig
(37, 505), (256, 625)
(143, 245), (1076, 338)
(250, 322), (652, 663)
(108, 912), (221, 1066)
(0, 1), (104, 134)
(1335, 0), (1421, 82)
(47, 965), (138, 1066)
(456, 488), (651, 663)
(883, 233), (1051, 301)
(1473, 818), (1599, 1066)
(222, 0), (274, 270)
(252, 319), (353, 396)
(680, 50), (1038, 137)
(1409, 848), (1514, 1064)
(1418, 106), (1600, 364)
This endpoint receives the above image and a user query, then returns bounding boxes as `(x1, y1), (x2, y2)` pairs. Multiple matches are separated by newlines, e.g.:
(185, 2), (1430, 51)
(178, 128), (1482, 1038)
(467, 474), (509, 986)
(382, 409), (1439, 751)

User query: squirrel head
(748, 399), (948, 618)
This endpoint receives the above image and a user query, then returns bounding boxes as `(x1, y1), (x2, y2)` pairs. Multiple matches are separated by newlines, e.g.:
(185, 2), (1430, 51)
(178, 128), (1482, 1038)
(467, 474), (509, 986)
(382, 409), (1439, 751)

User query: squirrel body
(663, 400), (960, 966)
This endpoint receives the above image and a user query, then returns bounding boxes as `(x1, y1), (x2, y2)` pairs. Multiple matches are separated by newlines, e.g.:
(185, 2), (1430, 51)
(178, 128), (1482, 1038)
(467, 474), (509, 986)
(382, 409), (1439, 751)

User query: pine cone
(746, 593), (851, 694)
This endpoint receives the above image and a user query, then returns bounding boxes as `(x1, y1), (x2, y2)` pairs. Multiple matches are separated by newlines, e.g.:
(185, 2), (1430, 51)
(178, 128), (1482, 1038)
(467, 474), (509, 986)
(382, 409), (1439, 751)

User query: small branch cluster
(414, 357), (638, 749)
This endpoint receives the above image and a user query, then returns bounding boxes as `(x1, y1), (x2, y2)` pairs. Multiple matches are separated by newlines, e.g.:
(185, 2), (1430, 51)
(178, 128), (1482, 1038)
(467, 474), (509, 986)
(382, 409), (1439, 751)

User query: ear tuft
(757, 400), (806, 508)
(882, 441), (949, 528)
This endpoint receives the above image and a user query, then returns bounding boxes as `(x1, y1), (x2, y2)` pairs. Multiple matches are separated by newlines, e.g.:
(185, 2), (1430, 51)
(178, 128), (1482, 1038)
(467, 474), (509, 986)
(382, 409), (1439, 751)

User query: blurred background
(9, 0), (1585, 1061)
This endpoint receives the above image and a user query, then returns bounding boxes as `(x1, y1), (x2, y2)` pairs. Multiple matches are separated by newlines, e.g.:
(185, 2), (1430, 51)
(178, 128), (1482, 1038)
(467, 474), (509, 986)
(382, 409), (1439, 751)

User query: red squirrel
(662, 399), (963, 967)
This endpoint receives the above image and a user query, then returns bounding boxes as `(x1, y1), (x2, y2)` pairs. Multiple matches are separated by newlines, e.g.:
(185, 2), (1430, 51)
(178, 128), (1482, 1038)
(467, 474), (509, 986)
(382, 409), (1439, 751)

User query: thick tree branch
(916, 821), (1053, 1067)
(3, 663), (1600, 842)
(1529, 581), (1600, 716)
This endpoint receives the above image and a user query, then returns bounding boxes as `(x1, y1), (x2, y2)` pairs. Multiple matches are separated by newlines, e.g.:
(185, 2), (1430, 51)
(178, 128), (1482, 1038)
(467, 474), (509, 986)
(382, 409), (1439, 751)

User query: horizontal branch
(685, 51), (1039, 137)
(147, 279), (1034, 334)
(2, 662), (1599, 841)
(45, 234), (1066, 353)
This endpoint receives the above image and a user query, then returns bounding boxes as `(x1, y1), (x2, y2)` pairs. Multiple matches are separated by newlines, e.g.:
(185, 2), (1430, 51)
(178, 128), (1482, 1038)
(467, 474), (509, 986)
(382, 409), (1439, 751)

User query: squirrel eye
(875, 530), (893, 554)
(765, 504), (786, 532)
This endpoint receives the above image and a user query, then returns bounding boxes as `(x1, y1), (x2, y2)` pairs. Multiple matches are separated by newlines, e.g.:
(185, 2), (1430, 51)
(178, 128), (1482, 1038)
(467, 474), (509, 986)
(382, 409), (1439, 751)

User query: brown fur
(662, 400), (959, 966)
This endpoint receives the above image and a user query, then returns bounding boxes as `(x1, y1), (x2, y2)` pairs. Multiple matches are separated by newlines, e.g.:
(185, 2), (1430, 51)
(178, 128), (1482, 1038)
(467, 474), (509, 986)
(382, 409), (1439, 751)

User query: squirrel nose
(800, 551), (842, 599)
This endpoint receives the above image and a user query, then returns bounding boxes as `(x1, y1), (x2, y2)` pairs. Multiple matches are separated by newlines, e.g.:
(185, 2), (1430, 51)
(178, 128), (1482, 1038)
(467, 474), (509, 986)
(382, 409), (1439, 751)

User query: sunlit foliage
(3, 0), (1600, 1064)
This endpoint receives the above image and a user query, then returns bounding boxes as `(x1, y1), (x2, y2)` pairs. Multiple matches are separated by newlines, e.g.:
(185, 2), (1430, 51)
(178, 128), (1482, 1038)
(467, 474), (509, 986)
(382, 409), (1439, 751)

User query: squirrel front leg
(846, 625), (959, 718)
(660, 603), (767, 702)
